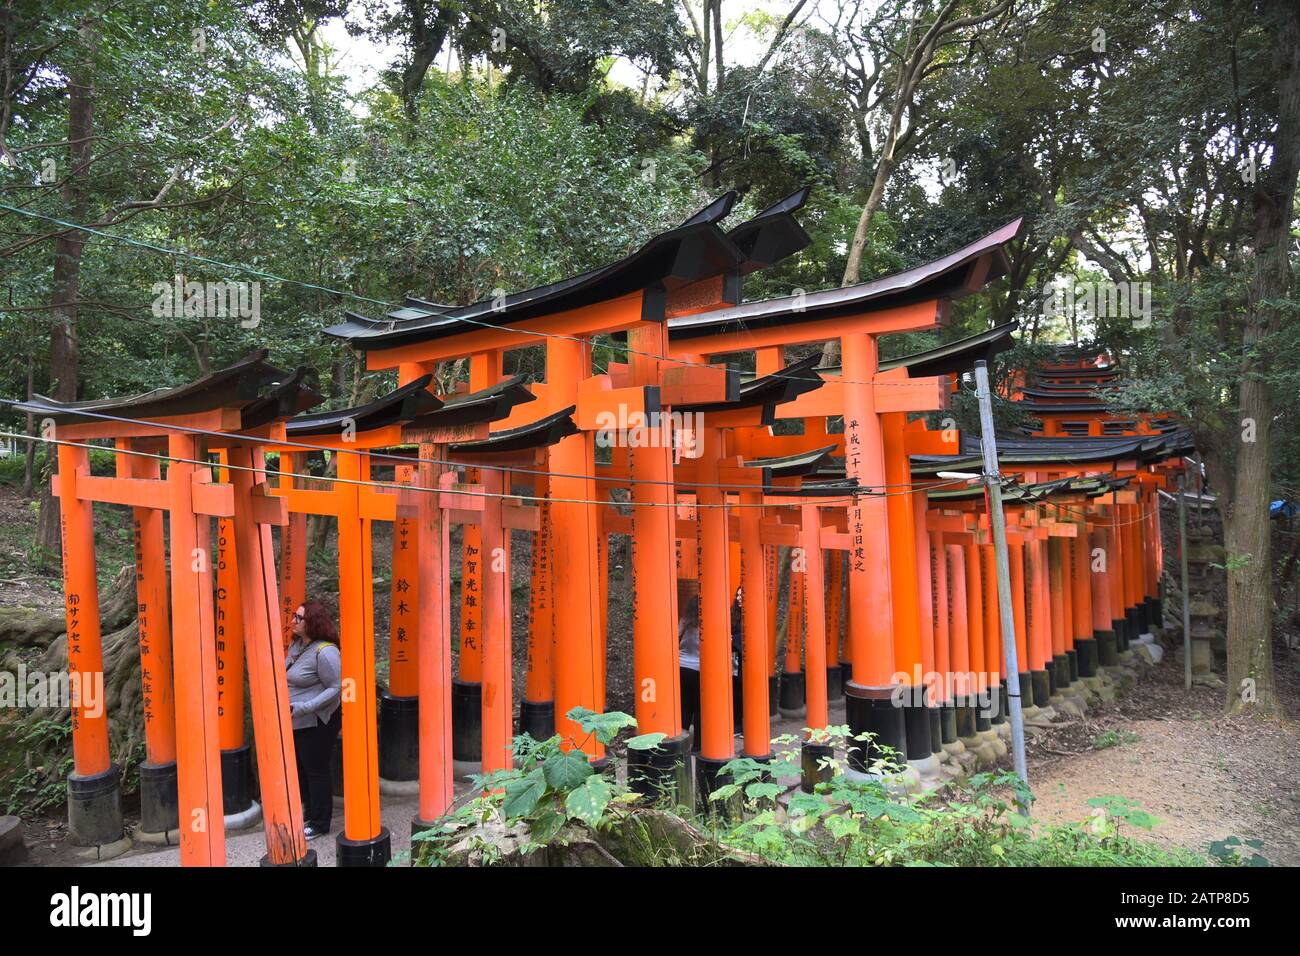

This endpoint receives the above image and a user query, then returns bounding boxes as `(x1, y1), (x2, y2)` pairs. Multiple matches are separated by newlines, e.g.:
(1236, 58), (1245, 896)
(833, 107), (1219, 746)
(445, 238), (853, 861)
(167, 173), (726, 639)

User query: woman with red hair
(286, 599), (342, 840)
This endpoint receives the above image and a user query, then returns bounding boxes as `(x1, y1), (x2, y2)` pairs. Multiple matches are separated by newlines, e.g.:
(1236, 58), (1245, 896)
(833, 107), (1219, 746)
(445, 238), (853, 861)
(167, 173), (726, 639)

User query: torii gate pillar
(840, 332), (906, 770)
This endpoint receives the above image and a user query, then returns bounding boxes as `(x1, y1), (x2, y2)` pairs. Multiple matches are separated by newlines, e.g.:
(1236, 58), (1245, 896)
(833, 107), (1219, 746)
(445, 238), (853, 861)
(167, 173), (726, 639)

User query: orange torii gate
(325, 196), (1019, 793)
(597, 354), (838, 796)
(912, 418), (1191, 729)
(22, 353), (321, 866)
(265, 372), (555, 859)
(325, 193), (786, 798)
(352, 386), (541, 835)
(804, 321), (1019, 767)
(667, 218), (1022, 774)
(264, 375), (442, 867)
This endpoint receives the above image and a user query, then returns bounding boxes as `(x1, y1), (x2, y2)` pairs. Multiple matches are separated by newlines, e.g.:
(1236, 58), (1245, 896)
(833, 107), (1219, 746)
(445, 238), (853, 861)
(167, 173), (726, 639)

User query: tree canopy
(2, 0), (1296, 714)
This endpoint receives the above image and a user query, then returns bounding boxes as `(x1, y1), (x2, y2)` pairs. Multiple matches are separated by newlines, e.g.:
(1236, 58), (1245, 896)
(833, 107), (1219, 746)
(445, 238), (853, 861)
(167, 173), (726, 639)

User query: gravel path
(1025, 639), (1300, 866)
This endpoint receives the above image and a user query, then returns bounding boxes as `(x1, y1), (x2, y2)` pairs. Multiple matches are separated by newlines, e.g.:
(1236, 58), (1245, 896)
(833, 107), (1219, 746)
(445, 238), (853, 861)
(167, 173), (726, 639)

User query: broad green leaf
(565, 706), (638, 745)
(542, 749), (593, 791)
(625, 732), (667, 751)
(751, 826), (786, 854)
(708, 783), (742, 803)
(529, 809), (567, 844)
(787, 791), (830, 820)
(825, 814), (861, 841)
(745, 781), (784, 802)
(565, 772), (613, 825)
(502, 768), (547, 819)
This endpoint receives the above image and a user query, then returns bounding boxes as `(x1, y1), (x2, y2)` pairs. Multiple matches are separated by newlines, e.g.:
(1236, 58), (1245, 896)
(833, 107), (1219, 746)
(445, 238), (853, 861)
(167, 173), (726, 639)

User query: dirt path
(1025, 642), (1300, 866)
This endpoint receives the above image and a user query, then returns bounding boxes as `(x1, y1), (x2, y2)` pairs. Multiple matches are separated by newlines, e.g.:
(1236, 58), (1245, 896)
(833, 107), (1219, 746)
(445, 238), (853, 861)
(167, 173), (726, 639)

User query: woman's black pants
(679, 667), (742, 752)
(294, 707), (342, 831)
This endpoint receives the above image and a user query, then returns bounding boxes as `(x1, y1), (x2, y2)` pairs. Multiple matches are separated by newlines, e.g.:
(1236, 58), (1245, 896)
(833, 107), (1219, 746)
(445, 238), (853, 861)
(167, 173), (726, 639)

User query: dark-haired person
(677, 584), (703, 752)
(679, 584), (745, 750)
(286, 600), (343, 840)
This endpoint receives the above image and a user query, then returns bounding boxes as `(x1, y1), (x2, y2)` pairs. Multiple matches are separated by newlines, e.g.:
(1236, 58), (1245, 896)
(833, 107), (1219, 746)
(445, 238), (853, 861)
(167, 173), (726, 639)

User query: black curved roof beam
(409, 374), (537, 429)
(324, 193), (747, 350)
(812, 320), (1019, 381)
(667, 218), (1023, 341)
(765, 478), (864, 498)
(1027, 378), (1109, 393)
(726, 186), (813, 275)
(681, 353), (824, 417)
(961, 430), (1193, 461)
(286, 374), (443, 437)
(15, 350), (294, 426)
(909, 437), (1152, 476)
(447, 406), (579, 455)
(1015, 399), (1124, 414)
(884, 320), (1018, 378)
(1016, 385), (1103, 401)
(386, 297), (459, 322)
(746, 443), (839, 480)
(240, 366), (326, 429)
(928, 475), (1101, 506)
(1035, 365), (1118, 380)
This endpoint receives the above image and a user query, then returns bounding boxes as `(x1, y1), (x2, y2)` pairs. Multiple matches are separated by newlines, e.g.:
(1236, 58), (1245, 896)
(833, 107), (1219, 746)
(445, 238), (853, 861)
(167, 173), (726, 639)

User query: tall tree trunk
(711, 0), (724, 92)
(35, 25), (94, 557)
(401, 1), (454, 133)
(1223, 404), (1277, 714)
(840, 150), (896, 290)
(818, 154), (893, 372)
(1223, 0), (1300, 715)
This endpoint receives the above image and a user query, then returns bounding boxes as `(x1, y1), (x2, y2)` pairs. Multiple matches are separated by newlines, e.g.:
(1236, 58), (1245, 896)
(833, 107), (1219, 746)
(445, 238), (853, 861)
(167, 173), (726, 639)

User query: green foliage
(1, 718), (75, 815)
(723, 759), (1198, 868)
(410, 719), (1211, 868)
(410, 708), (641, 866)
(1086, 796), (1160, 832)
(713, 729), (1198, 867)
(1207, 836), (1271, 867)
(566, 706), (638, 746)
(1092, 730), (1140, 750)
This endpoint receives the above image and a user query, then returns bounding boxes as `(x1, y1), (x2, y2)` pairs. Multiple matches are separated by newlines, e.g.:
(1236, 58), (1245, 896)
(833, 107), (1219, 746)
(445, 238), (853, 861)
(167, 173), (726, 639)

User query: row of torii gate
(26, 188), (1189, 866)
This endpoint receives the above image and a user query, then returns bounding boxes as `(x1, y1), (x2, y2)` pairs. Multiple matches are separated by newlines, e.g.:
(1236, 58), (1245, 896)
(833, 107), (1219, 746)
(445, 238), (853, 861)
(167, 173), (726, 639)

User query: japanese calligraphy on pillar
(134, 515), (155, 725)
(526, 496), (553, 679)
(460, 525), (482, 659)
(390, 511), (418, 694)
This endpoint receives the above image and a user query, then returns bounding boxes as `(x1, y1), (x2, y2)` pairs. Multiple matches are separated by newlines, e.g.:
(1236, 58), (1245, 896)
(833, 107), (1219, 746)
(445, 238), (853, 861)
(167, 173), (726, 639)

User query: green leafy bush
(406, 717), (1209, 868)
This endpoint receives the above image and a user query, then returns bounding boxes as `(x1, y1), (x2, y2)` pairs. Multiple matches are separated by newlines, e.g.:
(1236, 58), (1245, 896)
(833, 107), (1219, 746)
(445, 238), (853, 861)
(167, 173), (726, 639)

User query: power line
(0, 200), (997, 391)
(0, 396), (950, 494)
(4, 428), (965, 509)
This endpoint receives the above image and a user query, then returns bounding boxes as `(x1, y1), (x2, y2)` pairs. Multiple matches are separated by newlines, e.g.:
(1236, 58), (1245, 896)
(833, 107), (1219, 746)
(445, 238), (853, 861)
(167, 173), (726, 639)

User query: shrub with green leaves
(406, 719), (1211, 868)
(408, 707), (669, 866)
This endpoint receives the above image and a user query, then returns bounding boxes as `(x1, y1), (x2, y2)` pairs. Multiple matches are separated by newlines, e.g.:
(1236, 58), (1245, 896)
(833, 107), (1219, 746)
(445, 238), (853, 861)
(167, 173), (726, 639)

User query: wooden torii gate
(324, 193), (801, 798)
(596, 354), (837, 796)
(266, 372), (558, 860)
(666, 219), (1022, 773)
(912, 424), (1190, 722)
(23, 353), (321, 866)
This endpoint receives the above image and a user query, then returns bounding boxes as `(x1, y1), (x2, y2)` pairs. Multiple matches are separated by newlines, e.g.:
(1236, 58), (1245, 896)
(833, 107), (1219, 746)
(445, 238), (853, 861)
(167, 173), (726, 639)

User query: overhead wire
(0, 200), (994, 391)
(0, 428), (974, 509)
(0, 396), (961, 494)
